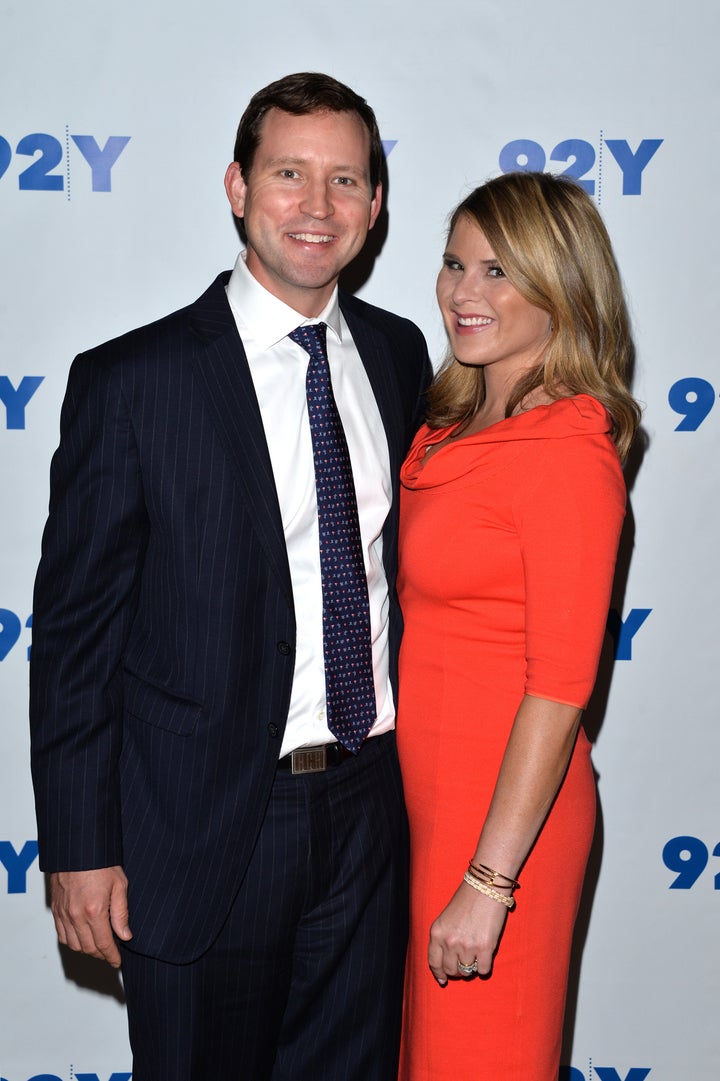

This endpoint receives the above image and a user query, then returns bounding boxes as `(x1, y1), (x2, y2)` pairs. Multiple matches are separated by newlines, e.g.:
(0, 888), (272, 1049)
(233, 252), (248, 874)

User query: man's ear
(368, 182), (383, 231)
(224, 162), (247, 218)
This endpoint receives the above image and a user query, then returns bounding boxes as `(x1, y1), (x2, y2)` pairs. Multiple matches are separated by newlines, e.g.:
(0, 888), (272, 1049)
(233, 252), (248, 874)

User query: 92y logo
(0, 376), (44, 429)
(561, 1068), (651, 1081)
(0, 1073), (131, 1081)
(663, 836), (720, 889)
(0, 610), (32, 661)
(0, 129), (130, 194)
(499, 135), (662, 199)
(668, 378), (719, 430)
(0, 841), (38, 893)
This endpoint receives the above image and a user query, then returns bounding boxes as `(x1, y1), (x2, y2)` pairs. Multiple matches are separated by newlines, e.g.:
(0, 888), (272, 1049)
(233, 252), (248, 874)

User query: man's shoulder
(79, 272), (233, 367)
(339, 290), (424, 342)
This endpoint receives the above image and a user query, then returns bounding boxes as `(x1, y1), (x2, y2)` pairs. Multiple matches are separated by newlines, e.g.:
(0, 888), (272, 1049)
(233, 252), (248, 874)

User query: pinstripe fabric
(29, 271), (431, 1073)
(121, 733), (409, 1081)
(29, 270), (425, 1081)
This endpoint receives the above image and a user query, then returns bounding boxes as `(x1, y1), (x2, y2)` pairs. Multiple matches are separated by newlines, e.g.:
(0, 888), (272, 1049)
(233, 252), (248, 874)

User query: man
(29, 72), (431, 1081)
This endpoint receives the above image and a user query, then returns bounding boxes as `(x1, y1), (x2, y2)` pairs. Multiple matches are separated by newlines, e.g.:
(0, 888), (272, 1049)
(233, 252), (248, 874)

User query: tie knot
(288, 323), (328, 360)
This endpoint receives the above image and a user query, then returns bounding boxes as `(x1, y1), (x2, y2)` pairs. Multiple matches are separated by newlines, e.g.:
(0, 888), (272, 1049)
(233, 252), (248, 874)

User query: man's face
(225, 108), (382, 317)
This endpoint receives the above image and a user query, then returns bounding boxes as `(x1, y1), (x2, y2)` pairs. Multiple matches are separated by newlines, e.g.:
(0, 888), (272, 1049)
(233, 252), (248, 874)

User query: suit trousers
(120, 731), (410, 1081)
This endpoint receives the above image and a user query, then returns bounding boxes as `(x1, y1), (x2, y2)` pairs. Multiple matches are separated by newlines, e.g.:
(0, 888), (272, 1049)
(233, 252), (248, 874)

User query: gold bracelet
(466, 863), (515, 894)
(465, 864), (497, 887)
(463, 871), (516, 909)
(469, 860), (520, 891)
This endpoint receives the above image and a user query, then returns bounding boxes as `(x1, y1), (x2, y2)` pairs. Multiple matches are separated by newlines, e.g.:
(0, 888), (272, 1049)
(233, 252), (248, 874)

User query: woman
(397, 172), (640, 1080)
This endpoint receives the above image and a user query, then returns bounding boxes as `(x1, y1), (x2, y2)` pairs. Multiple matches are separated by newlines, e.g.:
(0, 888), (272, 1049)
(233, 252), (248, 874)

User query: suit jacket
(29, 271), (431, 963)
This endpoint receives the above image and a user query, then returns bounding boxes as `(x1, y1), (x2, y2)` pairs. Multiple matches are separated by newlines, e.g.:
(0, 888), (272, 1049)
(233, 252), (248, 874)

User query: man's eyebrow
(264, 156), (306, 167)
(263, 157), (367, 176)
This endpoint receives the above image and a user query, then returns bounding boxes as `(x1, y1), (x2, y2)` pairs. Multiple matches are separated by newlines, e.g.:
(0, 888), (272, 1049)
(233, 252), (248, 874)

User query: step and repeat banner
(1, 1), (717, 1079)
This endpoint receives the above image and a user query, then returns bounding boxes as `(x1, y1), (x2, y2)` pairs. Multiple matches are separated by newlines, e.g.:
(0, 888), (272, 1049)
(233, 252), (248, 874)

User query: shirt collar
(226, 251), (343, 350)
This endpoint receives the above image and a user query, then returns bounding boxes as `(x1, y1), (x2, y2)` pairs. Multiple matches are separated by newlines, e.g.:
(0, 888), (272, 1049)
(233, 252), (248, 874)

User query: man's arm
(30, 349), (149, 960)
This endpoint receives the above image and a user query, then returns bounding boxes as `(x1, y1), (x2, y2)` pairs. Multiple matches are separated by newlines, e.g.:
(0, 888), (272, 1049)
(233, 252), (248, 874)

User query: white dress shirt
(226, 253), (395, 756)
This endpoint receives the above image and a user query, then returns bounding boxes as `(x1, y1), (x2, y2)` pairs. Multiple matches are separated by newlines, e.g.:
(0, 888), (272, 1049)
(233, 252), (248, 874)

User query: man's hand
(49, 866), (132, 968)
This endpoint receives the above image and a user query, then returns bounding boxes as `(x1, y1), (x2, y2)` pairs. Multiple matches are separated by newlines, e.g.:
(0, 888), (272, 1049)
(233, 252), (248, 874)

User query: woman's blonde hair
(428, 171), (641, 461)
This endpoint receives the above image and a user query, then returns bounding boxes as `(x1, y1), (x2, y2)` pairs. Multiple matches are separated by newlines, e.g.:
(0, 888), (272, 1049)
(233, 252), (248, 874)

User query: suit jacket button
(277, 640), (291, 655)
(268, 723), (279, 738)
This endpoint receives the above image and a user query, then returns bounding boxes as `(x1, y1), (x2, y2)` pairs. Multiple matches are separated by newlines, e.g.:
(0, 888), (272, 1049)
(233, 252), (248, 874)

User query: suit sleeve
(514, 433), (626, 709)
(29, 352), (149, 871)
(410, 324), (434, 435)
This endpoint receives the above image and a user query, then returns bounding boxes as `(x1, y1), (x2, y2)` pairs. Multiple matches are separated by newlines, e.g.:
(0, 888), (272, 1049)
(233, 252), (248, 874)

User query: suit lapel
(186, 279), (405, 607)
(188, 274), (293, 605)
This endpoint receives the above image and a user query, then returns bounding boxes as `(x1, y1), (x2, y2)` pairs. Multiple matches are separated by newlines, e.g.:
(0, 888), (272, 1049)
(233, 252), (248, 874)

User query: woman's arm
(428, 423), (626, 985)
(427, 692), (582, 984)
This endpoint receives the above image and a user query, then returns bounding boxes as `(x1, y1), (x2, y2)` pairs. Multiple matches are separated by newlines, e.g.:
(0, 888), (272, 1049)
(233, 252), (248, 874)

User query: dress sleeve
(513, 431), (626, 709)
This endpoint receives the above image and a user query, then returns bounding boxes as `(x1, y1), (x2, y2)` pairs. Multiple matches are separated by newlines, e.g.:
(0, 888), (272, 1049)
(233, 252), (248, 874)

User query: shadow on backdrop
(43, 876), (126, 1004)
(58, 942), (126, 1005)
(562, 420), (649, 1066)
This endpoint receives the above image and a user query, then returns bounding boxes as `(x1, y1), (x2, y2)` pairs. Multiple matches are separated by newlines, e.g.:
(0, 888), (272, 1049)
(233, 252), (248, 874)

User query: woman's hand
(426, 695), (583, 987)
(428, 878), (510, 985)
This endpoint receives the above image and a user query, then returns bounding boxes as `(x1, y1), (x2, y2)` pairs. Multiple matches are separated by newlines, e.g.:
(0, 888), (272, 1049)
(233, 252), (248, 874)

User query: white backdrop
(2, 2), (718, 1078)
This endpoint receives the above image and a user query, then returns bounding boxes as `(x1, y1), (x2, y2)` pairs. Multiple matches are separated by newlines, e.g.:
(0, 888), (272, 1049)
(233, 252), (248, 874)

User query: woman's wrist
(462, 871), (516, 909)
(468, 859), (520, 891)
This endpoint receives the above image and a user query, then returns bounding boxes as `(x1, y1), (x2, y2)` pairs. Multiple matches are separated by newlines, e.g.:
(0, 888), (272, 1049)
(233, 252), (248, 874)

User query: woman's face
(436, 215), (551, 382)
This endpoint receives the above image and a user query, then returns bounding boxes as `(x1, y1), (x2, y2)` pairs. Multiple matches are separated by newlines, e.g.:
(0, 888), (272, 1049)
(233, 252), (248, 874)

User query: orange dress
(397, 396), (626, 1081)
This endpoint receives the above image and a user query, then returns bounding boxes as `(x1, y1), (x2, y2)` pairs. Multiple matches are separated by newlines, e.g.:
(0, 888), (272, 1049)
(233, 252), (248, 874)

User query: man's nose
(299, 178), (334, 219)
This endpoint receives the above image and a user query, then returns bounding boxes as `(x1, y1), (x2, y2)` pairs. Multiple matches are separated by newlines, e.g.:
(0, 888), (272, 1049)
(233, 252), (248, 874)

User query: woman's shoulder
(512, 393), (611, 438)
(515, 397), (626, 510)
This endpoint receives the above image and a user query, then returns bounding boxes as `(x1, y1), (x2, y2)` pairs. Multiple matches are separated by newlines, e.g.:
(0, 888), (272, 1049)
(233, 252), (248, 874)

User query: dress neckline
(404, 395), (612, 489)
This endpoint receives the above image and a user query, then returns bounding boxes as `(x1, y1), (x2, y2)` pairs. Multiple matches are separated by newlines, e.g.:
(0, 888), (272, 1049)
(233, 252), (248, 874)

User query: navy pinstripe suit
(30, 271), (431, 1077)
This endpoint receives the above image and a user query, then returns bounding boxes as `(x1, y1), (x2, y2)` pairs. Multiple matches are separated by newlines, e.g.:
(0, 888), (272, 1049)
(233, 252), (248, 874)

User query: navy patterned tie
(288, 323), (376, 753)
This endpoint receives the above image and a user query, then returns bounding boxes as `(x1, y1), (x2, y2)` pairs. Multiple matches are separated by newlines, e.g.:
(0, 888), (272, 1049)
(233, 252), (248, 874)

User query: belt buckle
(290, 746), (327, 775)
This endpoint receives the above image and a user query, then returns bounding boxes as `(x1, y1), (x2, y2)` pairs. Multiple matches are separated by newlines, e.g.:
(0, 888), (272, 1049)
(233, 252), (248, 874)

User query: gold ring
(457, 957), (478, 976)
